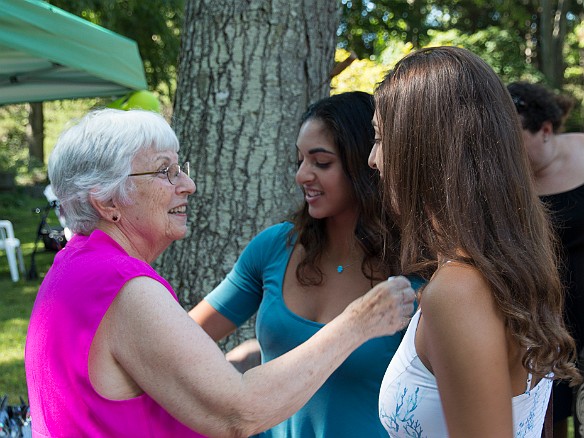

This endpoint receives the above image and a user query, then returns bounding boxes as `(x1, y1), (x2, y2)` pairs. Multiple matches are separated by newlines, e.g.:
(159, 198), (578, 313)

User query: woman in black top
(508, 81), (584, 438)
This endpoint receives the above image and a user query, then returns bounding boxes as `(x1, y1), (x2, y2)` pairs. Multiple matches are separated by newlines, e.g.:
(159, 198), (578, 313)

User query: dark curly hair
(507, 81), (575, 133)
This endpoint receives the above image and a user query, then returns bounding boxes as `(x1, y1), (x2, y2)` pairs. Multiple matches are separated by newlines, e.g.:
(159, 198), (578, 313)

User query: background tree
(49, 0), (184, 98)
(338, 0), (582, 87)
(338, 0), (431, 57)
(5, 0), (584, 179)
(338, 0), (583, 129)
(18, 0), (184, 168)
(156, 0), (340, 350)
(26, 104), (44, 168)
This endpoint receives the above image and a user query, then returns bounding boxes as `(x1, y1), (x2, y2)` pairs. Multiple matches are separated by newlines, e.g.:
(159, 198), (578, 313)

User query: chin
(168, 227), (188, 242)
(308, 208), (327, 220)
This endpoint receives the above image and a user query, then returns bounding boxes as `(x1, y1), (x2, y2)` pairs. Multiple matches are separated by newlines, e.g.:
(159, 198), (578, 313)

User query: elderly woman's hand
(343, 276), (415, 339)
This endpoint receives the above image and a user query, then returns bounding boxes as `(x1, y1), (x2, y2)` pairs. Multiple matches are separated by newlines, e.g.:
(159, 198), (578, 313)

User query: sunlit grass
(0, 188), (57, 404)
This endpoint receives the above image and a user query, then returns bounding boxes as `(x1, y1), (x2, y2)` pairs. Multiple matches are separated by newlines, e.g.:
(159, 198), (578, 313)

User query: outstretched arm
(98, 276), (415, 437)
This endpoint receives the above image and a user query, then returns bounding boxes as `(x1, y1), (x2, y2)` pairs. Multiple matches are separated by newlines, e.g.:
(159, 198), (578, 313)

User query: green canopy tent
(0, 0), (147, 105)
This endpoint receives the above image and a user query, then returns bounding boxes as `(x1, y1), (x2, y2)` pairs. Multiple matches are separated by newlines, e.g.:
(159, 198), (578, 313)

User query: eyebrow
(296, 146), (336, 155)
(151, 154), (175, 165)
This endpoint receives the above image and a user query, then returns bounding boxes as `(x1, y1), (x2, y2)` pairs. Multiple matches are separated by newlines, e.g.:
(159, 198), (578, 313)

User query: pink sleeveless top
(25, 230), (206, 437)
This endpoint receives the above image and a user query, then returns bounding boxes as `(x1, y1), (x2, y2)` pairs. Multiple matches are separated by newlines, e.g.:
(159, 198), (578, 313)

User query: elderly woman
(24, 109), (415, 438)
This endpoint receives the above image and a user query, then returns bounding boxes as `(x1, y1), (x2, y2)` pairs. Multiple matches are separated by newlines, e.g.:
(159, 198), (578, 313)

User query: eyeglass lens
(168, 162), (190, 185)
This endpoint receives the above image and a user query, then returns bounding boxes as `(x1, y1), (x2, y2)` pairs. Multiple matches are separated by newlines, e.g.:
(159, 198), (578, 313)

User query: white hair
(48, 108), (179, 235)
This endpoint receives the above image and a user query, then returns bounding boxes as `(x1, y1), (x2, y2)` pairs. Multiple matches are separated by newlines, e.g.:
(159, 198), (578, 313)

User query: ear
(89, 190), (119, 223)
(541, 121), (553, 137)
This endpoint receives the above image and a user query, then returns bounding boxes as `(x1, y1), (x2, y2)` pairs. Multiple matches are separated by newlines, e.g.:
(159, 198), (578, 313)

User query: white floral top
(379, 309), (552, 437)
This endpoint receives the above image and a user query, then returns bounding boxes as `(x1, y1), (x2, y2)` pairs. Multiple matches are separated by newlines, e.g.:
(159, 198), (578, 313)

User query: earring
(112, 215), (119, 222)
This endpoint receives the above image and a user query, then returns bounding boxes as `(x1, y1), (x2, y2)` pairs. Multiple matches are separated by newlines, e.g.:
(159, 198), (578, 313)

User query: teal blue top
(206, 222), (422, 438)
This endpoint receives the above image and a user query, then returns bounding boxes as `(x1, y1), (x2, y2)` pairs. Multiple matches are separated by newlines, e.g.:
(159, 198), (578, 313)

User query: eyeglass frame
(128, 161), (190, 185)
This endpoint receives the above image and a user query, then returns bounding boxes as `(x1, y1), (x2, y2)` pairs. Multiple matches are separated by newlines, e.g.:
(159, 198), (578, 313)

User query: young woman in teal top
(191, 91), (416, 437)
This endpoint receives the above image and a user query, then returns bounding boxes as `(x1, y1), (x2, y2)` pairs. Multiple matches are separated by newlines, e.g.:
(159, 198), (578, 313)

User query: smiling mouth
(169, 205), (187, 214)
(305, 189), (323, 198)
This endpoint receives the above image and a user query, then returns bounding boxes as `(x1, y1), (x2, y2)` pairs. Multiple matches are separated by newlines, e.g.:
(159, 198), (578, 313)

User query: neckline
(540, 181), (584, 198)
(279, 227), (326, 327)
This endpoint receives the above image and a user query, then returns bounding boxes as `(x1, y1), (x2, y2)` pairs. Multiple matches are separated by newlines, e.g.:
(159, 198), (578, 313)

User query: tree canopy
(337, 0), (584, 130)
(338, 0), (582, 85)
(49, 0), (184, 98)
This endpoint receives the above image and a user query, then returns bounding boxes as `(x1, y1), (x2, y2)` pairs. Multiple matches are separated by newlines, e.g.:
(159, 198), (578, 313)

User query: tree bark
(27, 102), (44, 167)
(157, 0), (340, 351)
(540, 0), (570, 88)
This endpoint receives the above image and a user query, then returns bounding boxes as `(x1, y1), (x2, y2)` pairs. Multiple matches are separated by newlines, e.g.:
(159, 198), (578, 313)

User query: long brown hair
(375, 46), (579, 382)
(290, 91), (400, 286)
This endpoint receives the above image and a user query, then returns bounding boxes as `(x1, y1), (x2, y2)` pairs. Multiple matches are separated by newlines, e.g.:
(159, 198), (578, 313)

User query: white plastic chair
(0, 220), (25, 282)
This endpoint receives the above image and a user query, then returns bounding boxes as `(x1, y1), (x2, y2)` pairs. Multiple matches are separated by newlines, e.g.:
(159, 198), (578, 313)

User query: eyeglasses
(128, 162), (190, 185)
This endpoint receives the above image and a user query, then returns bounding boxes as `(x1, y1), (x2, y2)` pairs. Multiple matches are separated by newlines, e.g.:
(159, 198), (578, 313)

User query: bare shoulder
(421, 262), (497, 316)
(115, 275), (177, 311)
(562, 133), (584, 161)
(420, 262), (505, 343)
(418, 261), (507, 380)
(561, 132), (584, 148)
(105, 275), (190, 346)
(555, 133), (584, 188)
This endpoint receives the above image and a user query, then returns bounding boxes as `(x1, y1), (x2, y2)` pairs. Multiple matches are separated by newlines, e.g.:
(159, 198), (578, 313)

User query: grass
(0, 186), (60, 405)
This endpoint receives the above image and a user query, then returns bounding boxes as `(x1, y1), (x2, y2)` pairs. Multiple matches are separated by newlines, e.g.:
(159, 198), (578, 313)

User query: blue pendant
(337, 265), (344, 273)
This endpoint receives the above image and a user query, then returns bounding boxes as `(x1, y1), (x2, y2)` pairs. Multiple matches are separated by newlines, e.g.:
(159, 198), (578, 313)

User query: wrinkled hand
(346, 276), (416, 340)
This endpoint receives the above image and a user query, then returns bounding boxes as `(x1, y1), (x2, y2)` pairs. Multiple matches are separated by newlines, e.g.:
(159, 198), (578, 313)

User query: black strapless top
(541, 183), (584, 350)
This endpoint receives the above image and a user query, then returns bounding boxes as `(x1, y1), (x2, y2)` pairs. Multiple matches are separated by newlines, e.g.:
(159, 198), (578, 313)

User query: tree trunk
(552, 0), (570, 88)
(157, 0), (340, 351)
(27, 102), (44, 167)
(540, 0), (569, 88)
(540, 0), (553, 78)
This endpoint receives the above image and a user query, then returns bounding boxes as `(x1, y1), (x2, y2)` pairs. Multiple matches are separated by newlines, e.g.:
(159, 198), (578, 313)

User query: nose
(295, 161), (314, 185)
(177, 172), (196, 195)
(368, 143), (378, 170)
